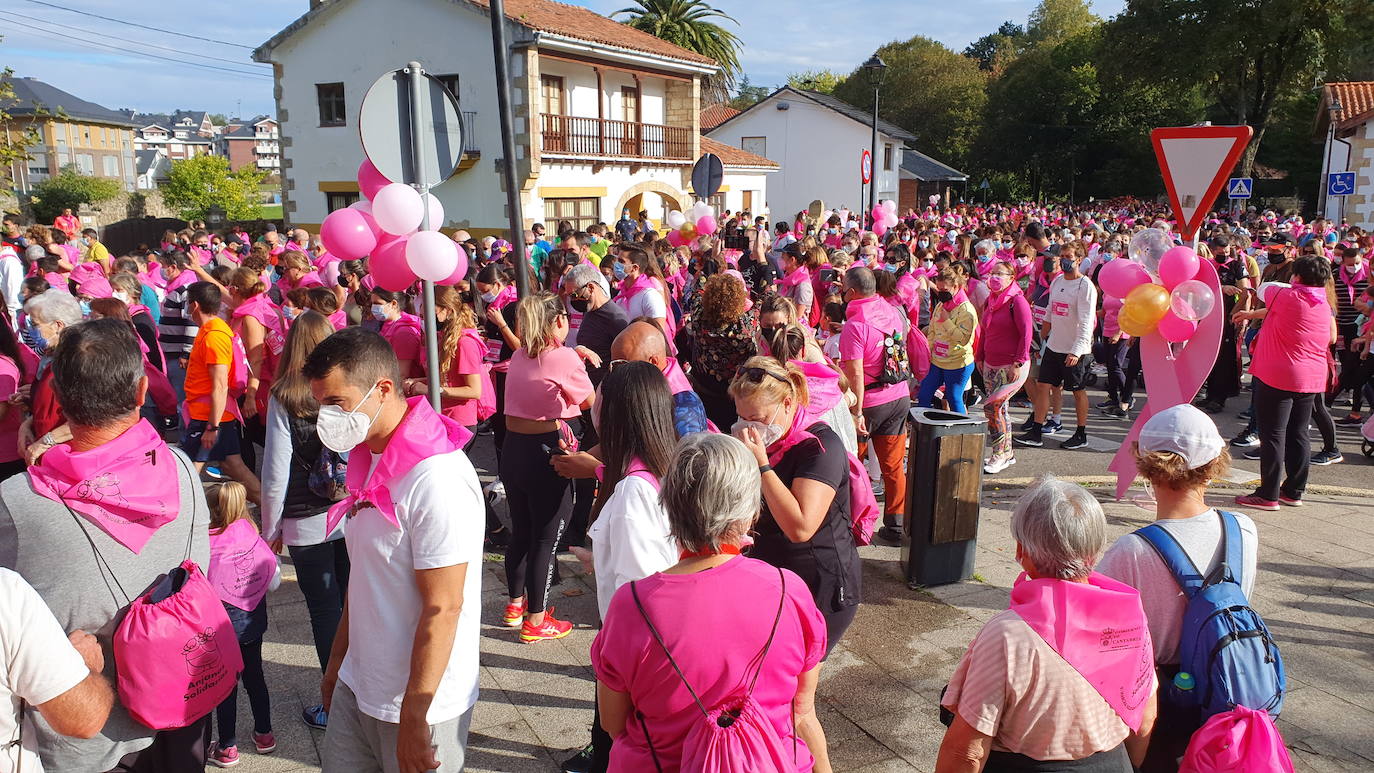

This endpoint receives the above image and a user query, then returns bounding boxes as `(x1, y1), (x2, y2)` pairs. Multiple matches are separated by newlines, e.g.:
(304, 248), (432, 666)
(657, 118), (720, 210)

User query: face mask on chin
(316, 382), (384, 452)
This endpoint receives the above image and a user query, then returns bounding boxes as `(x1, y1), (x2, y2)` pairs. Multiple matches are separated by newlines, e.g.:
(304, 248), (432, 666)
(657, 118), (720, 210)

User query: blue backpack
(1135, 510), (1285, 720)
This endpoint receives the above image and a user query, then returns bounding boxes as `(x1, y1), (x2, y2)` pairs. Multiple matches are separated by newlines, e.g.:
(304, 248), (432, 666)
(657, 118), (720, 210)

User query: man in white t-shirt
(1016, 255), (1097, 450)
(303, 328), (484, 773)
(611, 246), (668, 325)
(0, 568), (113, 773)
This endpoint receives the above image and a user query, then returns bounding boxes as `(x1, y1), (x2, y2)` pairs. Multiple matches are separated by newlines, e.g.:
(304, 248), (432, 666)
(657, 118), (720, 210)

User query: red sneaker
(1234, 494), (1279, 512)
(502, 598), (526, 628)
(520, 608), (573, 643)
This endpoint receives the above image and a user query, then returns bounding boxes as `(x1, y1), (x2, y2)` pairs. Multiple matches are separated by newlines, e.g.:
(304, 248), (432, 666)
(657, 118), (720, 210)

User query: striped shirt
(158, 285), (198, 358)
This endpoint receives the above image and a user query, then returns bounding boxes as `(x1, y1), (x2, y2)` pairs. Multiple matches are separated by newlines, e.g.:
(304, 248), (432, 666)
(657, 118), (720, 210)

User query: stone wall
(1, 188), (177, 229)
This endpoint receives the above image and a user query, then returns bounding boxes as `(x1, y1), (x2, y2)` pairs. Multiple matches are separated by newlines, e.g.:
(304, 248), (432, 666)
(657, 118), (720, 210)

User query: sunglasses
(735, 365), (789, 385)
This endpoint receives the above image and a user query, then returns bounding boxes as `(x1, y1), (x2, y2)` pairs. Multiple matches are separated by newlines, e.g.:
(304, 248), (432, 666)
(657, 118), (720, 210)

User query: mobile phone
(541, 443), (567, 456)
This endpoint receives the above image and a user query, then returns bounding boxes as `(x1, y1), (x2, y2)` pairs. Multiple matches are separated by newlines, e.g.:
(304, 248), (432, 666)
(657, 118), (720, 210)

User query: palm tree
(612, 0), (741, 102)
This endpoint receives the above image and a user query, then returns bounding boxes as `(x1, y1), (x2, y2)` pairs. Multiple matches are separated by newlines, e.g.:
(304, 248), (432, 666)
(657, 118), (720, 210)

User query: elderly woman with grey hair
(21, 290), (84, 465)
(936, 476), (1158, 773)
(591, 433), (832, 772)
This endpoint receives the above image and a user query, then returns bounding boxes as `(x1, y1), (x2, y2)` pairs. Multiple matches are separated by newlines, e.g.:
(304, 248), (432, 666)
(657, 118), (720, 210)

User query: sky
(1, 0), (1127, 118)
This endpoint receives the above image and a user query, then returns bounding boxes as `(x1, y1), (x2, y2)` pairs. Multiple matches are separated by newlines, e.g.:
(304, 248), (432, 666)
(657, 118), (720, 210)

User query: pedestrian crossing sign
(1227, 177), (1253, 199)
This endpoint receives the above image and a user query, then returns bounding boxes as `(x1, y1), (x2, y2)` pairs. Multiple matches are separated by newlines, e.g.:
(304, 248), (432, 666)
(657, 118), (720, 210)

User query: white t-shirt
(0, 568), (90, 773)
(1044, 274), (1097, 356)
(338, 449), (484, 724)
(1097, 509), (1258, 665)
(626, 281), (667, 322)
(585, 475), (676, 622)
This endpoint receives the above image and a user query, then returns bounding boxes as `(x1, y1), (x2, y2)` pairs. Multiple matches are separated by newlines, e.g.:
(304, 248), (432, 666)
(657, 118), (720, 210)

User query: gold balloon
(1123, 283), (1171, 324)
(1118, 309), (1158, 338)
(679, 222), (697, 239)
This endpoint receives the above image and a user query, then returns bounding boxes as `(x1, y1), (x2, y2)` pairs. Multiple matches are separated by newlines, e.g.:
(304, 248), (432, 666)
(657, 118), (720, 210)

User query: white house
(134, 148), (169, 189)
(123, 110), (215, 161)
(707, 86), (919, 222)
(252, 0), (774, 235)
(1317, 82), (1374, 230)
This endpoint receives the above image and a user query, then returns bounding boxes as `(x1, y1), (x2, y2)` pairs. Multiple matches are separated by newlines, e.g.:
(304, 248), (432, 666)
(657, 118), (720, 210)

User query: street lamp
(1322, 96), (1342, 218)
(206, 203), (226, 232)
(862, 54), (887, 222)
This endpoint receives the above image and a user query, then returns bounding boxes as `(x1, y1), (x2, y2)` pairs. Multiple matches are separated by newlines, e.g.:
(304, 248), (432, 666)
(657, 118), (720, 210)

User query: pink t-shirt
(1251, 285), (1332, 394)
(838, 295), (910, 408)
(591, 557), (827, 773)
(381, 315), (424, 378)
(502, 345), (592, 421)
(0, 356), (21, 463)
(442, 333), (485, 428)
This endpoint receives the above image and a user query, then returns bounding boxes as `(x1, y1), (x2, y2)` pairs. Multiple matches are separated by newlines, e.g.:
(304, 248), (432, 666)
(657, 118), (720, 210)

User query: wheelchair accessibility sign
(1328, 172), (1356, 197)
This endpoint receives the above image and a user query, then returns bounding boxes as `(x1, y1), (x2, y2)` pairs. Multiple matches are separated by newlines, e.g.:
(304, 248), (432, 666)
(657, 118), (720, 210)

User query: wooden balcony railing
(540, 114), (692, 160)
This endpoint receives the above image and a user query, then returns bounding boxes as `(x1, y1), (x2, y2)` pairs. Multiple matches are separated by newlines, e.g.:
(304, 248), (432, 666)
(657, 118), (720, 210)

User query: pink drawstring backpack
(1180, 705), (1295, 773)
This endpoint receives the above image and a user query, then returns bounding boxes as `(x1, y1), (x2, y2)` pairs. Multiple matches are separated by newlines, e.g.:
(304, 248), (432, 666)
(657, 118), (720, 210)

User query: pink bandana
(208, 518), (276, 611)
(793, 359), (842, 419)
(766, 405), (819, 466)
(615, 273), (658, 310)
(231, 293), (285, 340)
(982, 278), (1022, 319)
(327, 309), (348, 330)
(489, 284), (517, 311)
(1338, 262), (1368, 305)
(942, 288), (969, 312)
(28, 420), (181, 554)
(1009, 572), (1155, 731)
(325, 397), (473, 533)
(1288, 282), (1328, 307)
(662, 356), (693, 395)
(779, 265), (810, 290)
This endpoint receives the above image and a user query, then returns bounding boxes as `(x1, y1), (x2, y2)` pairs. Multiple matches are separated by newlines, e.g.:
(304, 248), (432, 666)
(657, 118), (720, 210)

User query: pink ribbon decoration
(1109, 260), (1223, 499)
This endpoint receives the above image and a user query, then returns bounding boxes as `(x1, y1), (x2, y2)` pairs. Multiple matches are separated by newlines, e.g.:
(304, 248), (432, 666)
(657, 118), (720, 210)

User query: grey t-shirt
(0, 446), (210, 772)
(1097, 509), (1258, 666)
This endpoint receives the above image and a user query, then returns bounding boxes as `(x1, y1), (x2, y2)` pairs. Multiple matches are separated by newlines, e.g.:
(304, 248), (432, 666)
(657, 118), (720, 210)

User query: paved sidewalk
(230, 478), (1374, 772)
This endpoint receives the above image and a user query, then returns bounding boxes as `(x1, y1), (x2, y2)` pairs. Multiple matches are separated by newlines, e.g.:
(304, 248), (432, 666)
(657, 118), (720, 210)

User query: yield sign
(1150, 125), (1253, 240)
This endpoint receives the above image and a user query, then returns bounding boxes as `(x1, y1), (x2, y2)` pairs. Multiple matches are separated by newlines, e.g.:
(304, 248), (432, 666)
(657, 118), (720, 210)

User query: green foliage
(612, 0), (741, 102)
(28, 167), (121, 222)
(161, 155), (266, 221)
(786, 69), (841, 94)
(963, 22), (1025, 72)
(728, 74), (771, 111)
(0, 44), (42, 195)
(1024, 0), (1100, 48)
(207, 113), (229, 126)
(832, 36), (988, 167)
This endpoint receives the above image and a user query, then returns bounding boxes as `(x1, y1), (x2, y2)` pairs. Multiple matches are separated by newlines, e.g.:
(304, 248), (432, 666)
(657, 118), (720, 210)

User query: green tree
(1024, 0), (1100, 48)
(161, 155), (266, 221)
(208, 113), (229, 126)
(728, 74), (771, 110)
(832, 37), (988, 166)
(28, 167), (121, 222)
(0, 38), (43, 195)
(612, 0), (741, 102)
(786, 69), (842, 94)
(964, 21), (1025, 72)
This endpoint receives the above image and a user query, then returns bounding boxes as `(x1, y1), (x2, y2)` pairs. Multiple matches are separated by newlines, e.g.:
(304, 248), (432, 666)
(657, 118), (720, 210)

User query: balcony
(540, 114), (691, 161)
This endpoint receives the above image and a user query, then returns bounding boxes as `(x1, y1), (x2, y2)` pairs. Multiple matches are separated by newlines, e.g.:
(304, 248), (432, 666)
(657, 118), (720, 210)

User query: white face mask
(112, 290), (130, 304)
(731, 404), (786, 447)
(480, 290), (499, 304)
(316, 382), (383, 452)
(371, 303), (389, 321)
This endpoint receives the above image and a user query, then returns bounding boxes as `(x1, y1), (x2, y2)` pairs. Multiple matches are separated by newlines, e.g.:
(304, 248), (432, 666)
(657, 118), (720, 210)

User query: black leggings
(1254, 378), (1316, 501)
(492, 371), (508, 461)
(501, 428), (572, 614)
(823, 604), (858, 660)
(214, 639), (271, 749)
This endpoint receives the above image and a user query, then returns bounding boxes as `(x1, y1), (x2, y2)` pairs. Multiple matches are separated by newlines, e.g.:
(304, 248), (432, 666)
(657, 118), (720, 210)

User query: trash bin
(901, 408), (987, 587)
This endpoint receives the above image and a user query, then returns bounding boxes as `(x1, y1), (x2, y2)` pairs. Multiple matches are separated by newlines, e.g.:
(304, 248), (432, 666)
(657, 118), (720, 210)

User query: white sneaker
(983, 456), (1016, 474)
(483, 480), (506, 506)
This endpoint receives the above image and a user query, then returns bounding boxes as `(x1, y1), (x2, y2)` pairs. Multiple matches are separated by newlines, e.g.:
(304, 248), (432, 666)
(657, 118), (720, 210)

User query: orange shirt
(185, 316), (236, 423)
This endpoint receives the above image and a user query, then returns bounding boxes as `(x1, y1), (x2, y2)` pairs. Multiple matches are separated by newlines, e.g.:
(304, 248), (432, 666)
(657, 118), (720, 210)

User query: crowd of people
(0, 196), (1354, 772)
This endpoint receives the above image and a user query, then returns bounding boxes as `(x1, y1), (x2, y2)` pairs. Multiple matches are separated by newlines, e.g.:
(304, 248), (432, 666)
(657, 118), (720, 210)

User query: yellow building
(4, 77), (137, 194)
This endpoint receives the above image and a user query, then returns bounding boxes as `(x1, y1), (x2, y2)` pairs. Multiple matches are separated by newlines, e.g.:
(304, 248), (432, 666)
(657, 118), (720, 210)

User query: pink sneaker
(208, 744), (240, 768)
(253, 731), (276, 754)
(1234, 494), (1279, 511)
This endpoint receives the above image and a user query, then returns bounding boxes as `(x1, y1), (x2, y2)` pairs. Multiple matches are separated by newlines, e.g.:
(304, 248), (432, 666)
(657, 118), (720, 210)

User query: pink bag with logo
(1180, 705), (1295, 773)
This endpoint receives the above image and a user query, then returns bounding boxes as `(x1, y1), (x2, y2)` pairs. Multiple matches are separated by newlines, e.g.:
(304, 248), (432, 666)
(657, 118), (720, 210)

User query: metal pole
(489, 0), (529, 300)
(406, 61), (443, 412)
(869, 86), (879, 219)
(1321, 122), (1334, 218)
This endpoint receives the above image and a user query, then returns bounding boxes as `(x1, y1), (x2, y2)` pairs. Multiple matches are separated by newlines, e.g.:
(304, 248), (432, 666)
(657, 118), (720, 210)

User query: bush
(29, 167), (121, 222)
(161, 155), (266, 221)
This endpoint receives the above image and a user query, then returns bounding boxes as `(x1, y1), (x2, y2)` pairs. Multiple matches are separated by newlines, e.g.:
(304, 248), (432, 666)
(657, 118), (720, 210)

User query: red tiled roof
(700, 136), (777, 169)
(468, 0), (715, 65)
(1322, 82), (1374, 132)
(700, 104), (739, 131)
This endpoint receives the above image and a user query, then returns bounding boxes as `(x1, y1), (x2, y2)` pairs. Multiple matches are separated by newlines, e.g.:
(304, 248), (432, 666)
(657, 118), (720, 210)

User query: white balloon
(348, 199), (373, 215)
(881, 199), (897, 213)
(424, 194), (445, 229)
(405, 229), (459, 281)
(371, 183), (425, 235)
(666, 210), (686, 229)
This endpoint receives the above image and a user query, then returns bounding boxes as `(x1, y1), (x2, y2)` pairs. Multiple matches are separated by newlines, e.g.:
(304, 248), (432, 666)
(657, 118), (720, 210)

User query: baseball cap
(1138, 404), (1225, 470)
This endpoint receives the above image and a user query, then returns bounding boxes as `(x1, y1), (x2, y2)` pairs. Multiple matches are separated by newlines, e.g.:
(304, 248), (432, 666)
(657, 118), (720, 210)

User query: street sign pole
(489, 0), (529, 300)
(403, 61), (443, 411)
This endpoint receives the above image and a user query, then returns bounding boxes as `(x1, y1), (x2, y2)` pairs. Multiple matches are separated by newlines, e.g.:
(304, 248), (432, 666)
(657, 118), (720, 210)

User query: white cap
(1138, 404), (1225, 470)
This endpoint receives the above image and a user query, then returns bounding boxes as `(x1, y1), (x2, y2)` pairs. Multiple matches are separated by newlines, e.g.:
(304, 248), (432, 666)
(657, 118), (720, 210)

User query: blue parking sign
(1328, 172), (1356, 197)
(1227, 178), (1252, 199)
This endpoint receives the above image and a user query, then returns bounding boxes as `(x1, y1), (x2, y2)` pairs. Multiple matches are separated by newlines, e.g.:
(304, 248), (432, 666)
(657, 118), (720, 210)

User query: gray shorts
(322, 680), (474, 773)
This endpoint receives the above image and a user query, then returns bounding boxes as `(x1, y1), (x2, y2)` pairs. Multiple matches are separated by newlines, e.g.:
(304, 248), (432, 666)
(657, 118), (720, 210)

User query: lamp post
(206, 203), (226, 232)
(1322, 96), (1342, 219)
(862, 54), (887, 224)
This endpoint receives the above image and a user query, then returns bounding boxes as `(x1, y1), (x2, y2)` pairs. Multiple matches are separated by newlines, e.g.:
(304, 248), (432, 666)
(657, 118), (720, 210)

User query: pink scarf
(1338, 262), (1368, 305)
(615, 273), (658, 309)
(327, 309), (347, 330)
(191, 246), (214, 266)
(1009, 572), (1155, 731)
(27, 420), (181, 554)
(982, 280), (1022, 320)
(661, 356), (693, 395)
(489, 284), (517, 311)
(325, 397), (473, 533)
(942, 288), (969, 312)
(779, 265), (810, 290)
(231, 293), (285, 340)
(765, 406), (818, 466)
(793, 359), (842, 419)
(208, 518), (276, 611)
(1288, 282), (1327, 307)
(165, 267), (197, 295)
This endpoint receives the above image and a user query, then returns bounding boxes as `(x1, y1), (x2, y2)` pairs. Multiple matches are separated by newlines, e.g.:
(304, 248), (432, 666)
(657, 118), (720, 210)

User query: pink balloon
(405, 230), (459, 281)
(1098, 259), (1152, 299)
(371, 183), (425, 235)
(696, 215), (718, 236)
(357, 159), (391, 200)
(873, 221), (889, 237)
(666, 230), (684, 247)
(437, 244), (471, 286)
(1158, 246), (1201, 289)
(369, 235), (417, 291)
(1157, 311), (1198, 343)
(319, 208), (378, 260)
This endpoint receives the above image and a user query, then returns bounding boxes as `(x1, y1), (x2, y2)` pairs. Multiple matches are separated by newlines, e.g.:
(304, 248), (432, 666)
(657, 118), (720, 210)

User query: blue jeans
(286, 539), (351, 672)
(917, 362), (976, 415)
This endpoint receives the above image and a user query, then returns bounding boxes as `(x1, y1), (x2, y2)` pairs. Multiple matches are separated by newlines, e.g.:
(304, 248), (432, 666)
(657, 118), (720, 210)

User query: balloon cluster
(871, 199), (899, 237)
(1097, 227), (1215, 342)
(664, 201), (718, 247)
(318, 159), (468, 291)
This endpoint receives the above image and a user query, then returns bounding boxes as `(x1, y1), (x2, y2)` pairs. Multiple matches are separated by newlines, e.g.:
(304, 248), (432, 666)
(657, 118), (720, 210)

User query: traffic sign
(1150, 125), (1253, 241)
(860, 150), (872, 184)
(691, 153), (724, 198)
(1328, 172), (1356, 197)
(1227, 177), (1253, 199)
(359, 65), (465, 185)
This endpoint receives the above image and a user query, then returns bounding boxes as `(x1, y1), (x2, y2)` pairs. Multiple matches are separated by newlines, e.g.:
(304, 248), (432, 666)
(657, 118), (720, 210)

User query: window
(76, 154), (94, 174)
(545, 197), (599, 232)
(540, 75), (564, 115)
(26, 152), (48, 177)
(742, 190), (755, 214)
(706, 193), (726, 213)
(741, 136), (766, 158)
(620, 86), (639, 122)
(883, 143), (894, 171)
(436, 74), (460, 100)
(316, 82), (347, 127)
(103, 155), (118, 176)
(326, 192), (361, 213)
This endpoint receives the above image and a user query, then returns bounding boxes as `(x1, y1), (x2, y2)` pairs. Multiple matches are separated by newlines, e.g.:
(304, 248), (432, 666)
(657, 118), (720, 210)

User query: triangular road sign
(1150, 126), (1253, 240)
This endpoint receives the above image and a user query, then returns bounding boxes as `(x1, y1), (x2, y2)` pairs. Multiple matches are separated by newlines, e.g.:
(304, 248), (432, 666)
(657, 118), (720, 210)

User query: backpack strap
(1134, 522), (1206, 599)
(1216, 510), (1245, 587)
